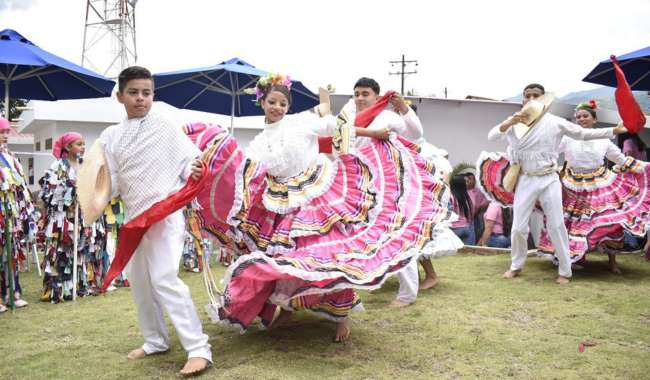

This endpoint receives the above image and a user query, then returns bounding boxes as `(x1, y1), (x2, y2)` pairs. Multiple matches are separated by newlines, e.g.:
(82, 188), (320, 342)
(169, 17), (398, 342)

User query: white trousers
(510, 174), (572, 278)
(395, 260), (419, 304)
(125, 210), (212, 361)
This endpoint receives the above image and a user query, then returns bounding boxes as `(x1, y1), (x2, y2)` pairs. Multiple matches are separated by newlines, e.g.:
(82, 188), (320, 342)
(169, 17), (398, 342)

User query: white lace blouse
(560, 137), (626, 171)
(247, 113), (337, 178)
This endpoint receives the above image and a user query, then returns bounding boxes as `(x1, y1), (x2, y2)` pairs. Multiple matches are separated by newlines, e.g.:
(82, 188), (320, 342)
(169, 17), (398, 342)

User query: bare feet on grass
(555, 276), (571, 285)
(389, 299), (411, 308)
(127, 348), (147, 360)
(419, 260), (438, 290)
(420, 275), (439, 290)
(334, 318), (350, 343)
(179, 357), (210, 377)
(502, 269), (520, 279)
(608, 253), (622, 274)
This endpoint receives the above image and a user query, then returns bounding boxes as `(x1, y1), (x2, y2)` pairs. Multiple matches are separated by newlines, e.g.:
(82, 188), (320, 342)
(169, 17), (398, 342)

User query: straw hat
(512, 93), (555, 139)
(76, 140), (112, 226)
(313, 87), (331, 116)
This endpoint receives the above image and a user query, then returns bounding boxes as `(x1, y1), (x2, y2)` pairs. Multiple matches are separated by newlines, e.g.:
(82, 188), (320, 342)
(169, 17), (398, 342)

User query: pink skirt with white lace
(186, 122), (455, 329)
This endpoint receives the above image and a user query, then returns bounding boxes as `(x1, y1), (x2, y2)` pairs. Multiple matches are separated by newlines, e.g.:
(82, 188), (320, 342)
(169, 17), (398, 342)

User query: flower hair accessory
(244, 73), (293, 105)
(576, 99), (598, 111)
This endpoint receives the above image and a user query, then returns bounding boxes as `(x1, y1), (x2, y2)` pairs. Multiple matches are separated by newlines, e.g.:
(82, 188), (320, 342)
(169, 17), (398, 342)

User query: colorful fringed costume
(39, 159), (108, 301)
(0, 147), (37, 307)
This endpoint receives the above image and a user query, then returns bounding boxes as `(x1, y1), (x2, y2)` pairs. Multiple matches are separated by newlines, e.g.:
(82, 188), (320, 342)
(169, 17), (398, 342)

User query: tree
(0, 98), (27, 121)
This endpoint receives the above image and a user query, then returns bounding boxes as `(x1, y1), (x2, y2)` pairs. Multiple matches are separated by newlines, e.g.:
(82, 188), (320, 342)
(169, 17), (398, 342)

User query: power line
(389, 54), (418, 95)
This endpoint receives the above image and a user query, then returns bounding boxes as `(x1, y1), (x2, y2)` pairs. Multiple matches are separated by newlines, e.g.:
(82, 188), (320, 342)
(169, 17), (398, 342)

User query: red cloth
(611, 55), (646, 134)
(101, 162), (208, 291)
(318, 90), (397, 153)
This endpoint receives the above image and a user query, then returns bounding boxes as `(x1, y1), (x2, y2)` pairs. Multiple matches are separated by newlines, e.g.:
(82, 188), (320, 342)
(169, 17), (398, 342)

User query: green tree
(0, 98), (27, 121)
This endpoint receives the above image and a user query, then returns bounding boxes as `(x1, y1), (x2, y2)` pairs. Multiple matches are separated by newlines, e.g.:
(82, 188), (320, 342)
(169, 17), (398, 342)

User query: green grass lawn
(2, 252), (650, 380)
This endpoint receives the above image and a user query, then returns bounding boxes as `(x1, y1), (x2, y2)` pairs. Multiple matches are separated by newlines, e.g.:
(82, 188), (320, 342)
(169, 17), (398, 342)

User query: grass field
(2, 252), (650, 380)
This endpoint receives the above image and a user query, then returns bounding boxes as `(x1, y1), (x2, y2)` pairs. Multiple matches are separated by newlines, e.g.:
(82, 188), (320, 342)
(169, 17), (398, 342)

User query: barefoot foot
(127, 348), (147, 360)
(334, 318), (350, 343)
(389, 299), (412, 308)
(420, 276), (439, 290)
(609, 264), (622, 274)
(179, 357), (211, 377)
(555, 275), (571, 285)
(502, 269), (520, 279)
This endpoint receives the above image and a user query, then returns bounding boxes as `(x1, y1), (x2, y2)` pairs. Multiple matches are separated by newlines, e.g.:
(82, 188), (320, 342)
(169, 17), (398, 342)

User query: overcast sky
(2, 0), (649, 100)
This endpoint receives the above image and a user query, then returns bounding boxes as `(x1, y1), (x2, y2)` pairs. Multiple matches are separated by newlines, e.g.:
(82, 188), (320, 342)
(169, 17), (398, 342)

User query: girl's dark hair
(118, 66), (153, 92)
(260, 84), (292, 105)
(576, 107), (597, 119)
(450, 175), (473, 219)
(502, 207), (512, 236)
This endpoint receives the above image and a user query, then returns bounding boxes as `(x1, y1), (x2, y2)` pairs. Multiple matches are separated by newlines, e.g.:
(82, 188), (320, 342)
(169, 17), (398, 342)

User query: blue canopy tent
(153, 58), (319, 132)
(583, 46), (650, 91)
(0, 29), (116, 117)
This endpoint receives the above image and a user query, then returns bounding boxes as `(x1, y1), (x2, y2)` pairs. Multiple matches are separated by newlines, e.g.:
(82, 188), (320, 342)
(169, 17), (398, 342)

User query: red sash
(101, 162), (208, 291)
(318, 91), (396, 153)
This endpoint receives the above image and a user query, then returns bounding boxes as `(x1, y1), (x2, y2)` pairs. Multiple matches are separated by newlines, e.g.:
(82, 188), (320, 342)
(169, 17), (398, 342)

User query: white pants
(510, 174), (572, 278)
(125, 210), (212, 361)
(395, 260), (419, 304)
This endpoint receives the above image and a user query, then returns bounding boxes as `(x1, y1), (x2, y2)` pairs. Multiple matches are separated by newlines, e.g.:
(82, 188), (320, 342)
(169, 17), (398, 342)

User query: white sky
(1, 0), (650, 100)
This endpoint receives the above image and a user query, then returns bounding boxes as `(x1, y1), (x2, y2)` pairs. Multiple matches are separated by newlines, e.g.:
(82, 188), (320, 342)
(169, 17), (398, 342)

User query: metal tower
(81, 0), (138, 78)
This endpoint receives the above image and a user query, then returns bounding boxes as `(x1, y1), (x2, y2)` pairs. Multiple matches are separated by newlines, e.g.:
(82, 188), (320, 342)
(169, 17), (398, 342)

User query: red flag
(101, 162), (208, 291)
(611, 55), (646, 134)
(318, 91), (397, 153)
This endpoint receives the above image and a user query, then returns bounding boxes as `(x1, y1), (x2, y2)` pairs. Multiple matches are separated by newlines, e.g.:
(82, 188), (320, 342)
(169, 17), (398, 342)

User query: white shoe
(14, 299), (28, 308)
(106, 285), (117, 292)
(0, 304), (7, 313)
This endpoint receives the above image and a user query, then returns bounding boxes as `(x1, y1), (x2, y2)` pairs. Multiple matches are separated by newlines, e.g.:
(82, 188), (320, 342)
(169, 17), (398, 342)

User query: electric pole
(389, 54), (418, 95)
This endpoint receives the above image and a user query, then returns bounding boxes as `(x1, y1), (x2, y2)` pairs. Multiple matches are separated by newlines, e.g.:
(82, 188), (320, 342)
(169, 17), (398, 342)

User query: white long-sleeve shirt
(488, 113), (616, 175)
(247, 113), (337, 178)
(338, 99), (424, 147)
(99, 112), (200, 222)
(559, 137), (626, 171)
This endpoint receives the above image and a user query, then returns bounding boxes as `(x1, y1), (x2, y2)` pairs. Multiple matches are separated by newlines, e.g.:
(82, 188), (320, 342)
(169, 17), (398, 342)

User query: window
(45, 138), (52, 150)
(35, 141), (41, 151)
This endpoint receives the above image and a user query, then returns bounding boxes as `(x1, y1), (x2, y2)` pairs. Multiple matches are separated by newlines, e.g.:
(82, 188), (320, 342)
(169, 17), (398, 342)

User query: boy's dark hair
(118, 66), (153, 92)
(354, 77), (380, 95)
(523, 83), (545, 95)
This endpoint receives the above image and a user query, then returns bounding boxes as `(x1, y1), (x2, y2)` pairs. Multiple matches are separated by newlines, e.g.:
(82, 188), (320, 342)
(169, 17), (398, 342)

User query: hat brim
(76, 141), (112, 226)
(514, 94), (555, 139)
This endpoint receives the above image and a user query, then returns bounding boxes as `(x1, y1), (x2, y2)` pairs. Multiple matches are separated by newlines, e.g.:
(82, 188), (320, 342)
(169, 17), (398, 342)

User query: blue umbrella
(583, 46), (650, 91)
(0, 29), (116, 116)
(153, 58), (319, 130)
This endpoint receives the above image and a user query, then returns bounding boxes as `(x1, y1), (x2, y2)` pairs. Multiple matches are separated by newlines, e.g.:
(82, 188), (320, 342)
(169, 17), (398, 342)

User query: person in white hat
(93, 66), (211, 376)
(0, 117), (37, 312)
(488, 83), (628, 284)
